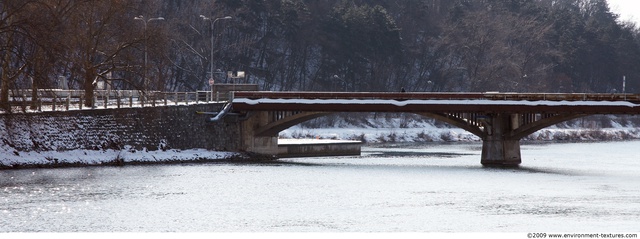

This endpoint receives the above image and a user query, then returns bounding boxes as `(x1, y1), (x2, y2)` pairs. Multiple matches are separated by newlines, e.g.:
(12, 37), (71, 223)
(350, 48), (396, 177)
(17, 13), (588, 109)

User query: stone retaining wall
(0, 104), (240, 153)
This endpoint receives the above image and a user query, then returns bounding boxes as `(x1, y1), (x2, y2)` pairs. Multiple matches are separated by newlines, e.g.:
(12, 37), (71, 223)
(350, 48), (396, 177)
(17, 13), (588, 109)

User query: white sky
(607, 0), (640, 24)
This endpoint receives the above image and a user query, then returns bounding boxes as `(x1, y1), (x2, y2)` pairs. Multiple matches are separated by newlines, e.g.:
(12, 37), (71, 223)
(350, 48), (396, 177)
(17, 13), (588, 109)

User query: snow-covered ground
(281, 125), (640, 143)
(0, 146), (238, 169)
(281, 124), (479, 143)
(279, 114), (640, 143)
(278, 138), (361, 145)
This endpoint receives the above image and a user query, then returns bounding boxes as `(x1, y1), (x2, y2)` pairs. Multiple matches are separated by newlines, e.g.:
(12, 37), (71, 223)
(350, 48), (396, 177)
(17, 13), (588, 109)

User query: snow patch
(280, 114), (640, 143)
(234, 98), (640, 107)
(0, 146), (239, 168)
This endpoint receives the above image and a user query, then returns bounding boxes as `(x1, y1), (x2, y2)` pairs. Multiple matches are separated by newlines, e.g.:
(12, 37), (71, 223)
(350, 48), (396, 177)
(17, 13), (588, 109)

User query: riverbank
(279, 113), (640, 142)
(3, 127), (639, 169)
(2, 113), (639, 169)
(280, 125), (640, 143)
(0, 147), (242, 169)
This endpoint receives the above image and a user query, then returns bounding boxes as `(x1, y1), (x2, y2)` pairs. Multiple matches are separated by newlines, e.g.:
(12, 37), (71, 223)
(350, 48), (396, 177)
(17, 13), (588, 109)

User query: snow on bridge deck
(231, 91), (640, 114)
(233, 98), (640, 107)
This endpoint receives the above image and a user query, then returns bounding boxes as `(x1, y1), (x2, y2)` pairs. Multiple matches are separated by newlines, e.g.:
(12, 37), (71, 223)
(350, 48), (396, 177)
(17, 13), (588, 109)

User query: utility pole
(134, 15), (164, 96)
(200, 15), (232, 99)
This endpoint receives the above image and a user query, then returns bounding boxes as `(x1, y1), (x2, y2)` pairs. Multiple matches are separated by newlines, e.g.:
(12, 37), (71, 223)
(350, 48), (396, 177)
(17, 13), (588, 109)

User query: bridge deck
(232, 91), (640, 114)
(234, 91), (640, 102)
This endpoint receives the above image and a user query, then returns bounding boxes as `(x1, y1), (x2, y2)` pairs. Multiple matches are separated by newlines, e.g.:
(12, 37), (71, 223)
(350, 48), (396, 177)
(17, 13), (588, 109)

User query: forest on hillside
(2, 0), (640, 109)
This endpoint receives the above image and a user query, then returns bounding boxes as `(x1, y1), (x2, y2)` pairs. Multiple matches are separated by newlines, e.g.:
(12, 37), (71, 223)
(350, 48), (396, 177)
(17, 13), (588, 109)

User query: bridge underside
(230, 92), (640, 166)
(238, 110), (587, 166)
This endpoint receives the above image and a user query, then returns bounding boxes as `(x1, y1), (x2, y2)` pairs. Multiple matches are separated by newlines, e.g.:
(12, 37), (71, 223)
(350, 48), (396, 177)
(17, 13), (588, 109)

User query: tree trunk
(1, 63), (10, 111)
(1, 31), (13, 111)
(30, 76), (38, 110)
(83, 69), (96, 107)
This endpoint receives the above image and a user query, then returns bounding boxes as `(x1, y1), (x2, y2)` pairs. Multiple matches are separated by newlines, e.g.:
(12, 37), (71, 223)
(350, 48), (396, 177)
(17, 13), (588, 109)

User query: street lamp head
(202, 15), (232, 22)
(135, 15), (164, 22)
(214, 16), (233, 22)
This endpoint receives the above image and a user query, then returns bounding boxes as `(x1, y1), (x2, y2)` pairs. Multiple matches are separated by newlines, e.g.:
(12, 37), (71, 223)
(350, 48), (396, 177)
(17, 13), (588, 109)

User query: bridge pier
(480, 113), (522, 166)
(481, 138), (522, 166)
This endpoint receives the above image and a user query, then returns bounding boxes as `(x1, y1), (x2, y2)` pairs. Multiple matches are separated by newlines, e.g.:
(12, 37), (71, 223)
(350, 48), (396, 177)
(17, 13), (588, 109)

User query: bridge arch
(253, 111), (488, 138)
(508, 113), (587, 139)
(241, 110), (601, 167)
(255, 112), (331, 137)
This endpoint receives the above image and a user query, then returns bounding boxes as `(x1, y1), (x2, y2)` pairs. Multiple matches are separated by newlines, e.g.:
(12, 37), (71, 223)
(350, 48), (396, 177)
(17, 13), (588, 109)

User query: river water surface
(1, 141), (639, 232)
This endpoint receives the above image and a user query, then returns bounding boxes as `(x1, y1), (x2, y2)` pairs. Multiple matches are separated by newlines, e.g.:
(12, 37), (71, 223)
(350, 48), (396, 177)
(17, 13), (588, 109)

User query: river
(1, 141), (639, 232)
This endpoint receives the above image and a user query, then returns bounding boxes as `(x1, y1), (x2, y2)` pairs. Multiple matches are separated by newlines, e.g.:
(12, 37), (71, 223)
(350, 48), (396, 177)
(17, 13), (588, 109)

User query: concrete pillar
(480, 113), (522, 166)
(240, 111), (279, 155)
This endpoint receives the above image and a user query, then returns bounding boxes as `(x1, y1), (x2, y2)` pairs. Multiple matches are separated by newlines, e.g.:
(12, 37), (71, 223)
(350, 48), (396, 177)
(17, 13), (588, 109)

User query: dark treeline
(2, 0), (640, 109)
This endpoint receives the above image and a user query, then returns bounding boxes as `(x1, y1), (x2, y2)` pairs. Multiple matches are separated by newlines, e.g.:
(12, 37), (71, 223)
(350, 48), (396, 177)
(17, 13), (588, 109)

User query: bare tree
(0, 0), (35, 111)
(439, 3), (558, 92)
(55, 0), (139, 107)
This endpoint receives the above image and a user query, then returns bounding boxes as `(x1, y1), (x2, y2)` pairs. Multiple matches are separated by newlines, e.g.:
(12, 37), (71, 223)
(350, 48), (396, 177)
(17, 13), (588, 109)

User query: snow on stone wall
(0, 104), (241, 167)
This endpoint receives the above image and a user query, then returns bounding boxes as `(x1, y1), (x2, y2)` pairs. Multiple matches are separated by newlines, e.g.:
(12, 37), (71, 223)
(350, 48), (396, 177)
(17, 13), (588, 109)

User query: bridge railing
(482, 92), (640, 102)
(4, 90), (640, 114)
(0, 89), (235, 114)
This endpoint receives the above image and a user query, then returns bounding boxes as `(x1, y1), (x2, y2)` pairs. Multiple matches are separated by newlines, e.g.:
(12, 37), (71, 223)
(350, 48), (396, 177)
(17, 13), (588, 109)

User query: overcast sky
(607, 0), (640, 24)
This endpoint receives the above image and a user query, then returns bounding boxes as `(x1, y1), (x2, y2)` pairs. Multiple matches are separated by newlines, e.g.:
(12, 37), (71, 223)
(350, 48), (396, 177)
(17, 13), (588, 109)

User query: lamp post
(134, 15), (164, 96)
(333, 75), (347, 91)
(200, 15), (232, 97)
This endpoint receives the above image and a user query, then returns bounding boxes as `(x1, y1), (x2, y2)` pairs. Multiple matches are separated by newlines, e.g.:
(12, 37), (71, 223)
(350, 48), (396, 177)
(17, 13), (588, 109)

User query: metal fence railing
(1, 89), (234, 114)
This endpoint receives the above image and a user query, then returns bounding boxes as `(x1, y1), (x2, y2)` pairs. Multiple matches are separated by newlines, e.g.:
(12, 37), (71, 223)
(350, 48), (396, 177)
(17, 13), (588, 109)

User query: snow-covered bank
(3, 112), (638, 169)
(0, 147), (240, 169)
(0, 104), (242, 169)
(280, 125), (640, 143)
(3, 124), (638, 169)
(281, 124), (480, 143)
(279, 114), (640, 143)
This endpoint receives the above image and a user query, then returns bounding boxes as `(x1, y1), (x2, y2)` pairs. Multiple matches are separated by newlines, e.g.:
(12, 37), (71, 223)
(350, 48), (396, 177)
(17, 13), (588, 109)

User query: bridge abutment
(240, 111), (279, 155)
(480, 113), (522, 166)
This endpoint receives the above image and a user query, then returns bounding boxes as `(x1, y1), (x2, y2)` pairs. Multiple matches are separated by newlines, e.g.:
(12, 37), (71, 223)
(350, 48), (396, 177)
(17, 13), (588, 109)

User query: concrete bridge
(220, 91), (640, 166)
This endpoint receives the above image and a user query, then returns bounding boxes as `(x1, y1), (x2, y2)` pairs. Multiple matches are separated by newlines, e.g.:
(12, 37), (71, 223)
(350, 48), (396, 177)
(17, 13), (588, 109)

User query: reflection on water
(1, 141), (640, 232)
